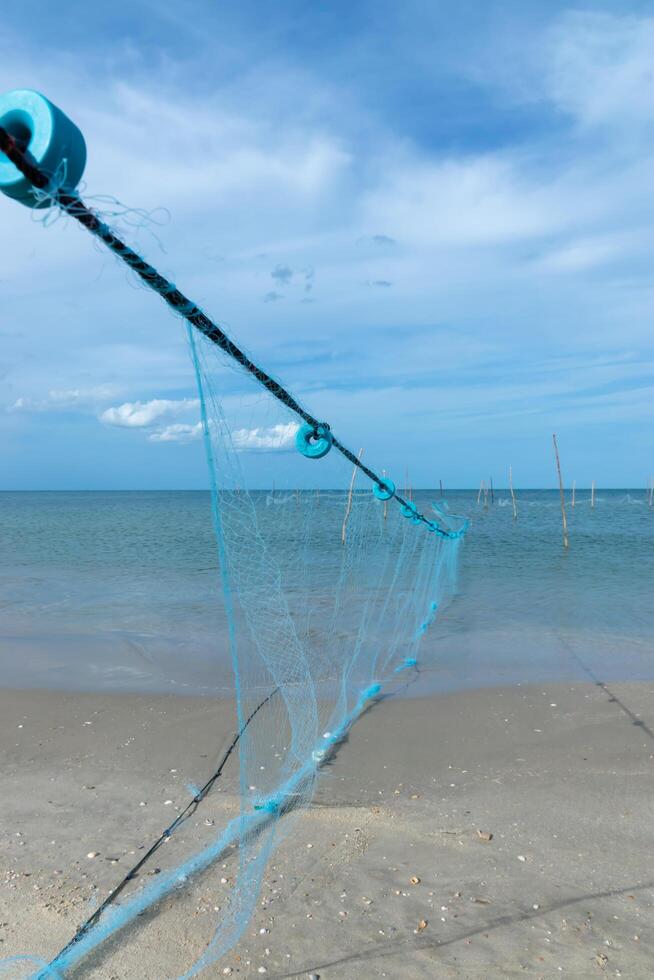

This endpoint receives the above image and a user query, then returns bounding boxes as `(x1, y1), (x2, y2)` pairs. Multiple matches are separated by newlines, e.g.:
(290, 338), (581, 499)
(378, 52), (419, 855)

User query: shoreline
(1, 680), (653, 976)
(3, 618), (654, 699)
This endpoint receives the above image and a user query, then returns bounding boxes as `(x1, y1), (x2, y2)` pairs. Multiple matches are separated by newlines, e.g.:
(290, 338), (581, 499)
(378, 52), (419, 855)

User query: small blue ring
(401, 500), (418, 519)
(373, 477), (395, 501)
(295, 422), (332, 459)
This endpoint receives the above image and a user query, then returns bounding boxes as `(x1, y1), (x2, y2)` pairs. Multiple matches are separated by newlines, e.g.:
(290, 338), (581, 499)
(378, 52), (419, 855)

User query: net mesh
(0, 182), (466, 977)
(150, 326), (465, 975)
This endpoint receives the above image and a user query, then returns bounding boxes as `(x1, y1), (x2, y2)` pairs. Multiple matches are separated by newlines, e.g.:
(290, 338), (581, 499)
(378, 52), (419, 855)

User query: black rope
(42, 687), (279, 973)
(0, 126), (454, 538)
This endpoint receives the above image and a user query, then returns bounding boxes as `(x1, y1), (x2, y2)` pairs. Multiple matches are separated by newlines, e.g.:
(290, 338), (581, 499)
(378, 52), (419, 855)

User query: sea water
(1, 489), (652, 694)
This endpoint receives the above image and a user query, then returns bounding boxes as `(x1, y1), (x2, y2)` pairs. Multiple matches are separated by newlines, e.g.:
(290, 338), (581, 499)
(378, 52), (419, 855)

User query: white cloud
(545, 12), (654, 130)
(149, 422), (203, 443)
(8, 385), (121, 412)
(85, 82), (351, 213)
(361, 153), (577, 248)
(146, 420), (299, 451)
(533, 233), (634, 274)
(231, 422), (299, 452)
(100, 398), (200, 428)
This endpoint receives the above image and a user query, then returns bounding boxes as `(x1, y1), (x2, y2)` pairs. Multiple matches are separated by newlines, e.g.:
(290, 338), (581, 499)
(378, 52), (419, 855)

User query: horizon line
(0, 487), (650, 494)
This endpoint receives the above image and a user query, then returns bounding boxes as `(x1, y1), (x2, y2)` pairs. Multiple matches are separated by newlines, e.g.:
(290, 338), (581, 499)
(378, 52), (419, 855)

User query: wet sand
(1, 681), (653, 978)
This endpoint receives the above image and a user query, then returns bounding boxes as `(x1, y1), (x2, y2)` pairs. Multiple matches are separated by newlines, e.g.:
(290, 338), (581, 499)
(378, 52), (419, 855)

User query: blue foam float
(295, 422), (333, 459)
(400, 499), (418, 518)
(0, 89), (86, 208)
(373, 477), (395, 501)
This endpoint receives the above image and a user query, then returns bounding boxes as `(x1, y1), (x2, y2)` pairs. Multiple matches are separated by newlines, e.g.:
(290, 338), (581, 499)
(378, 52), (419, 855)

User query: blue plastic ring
(401, 500), (418, 519)
(373, 477), (395, 501)
(0, 89), (86, 208)
(295, 422), (332, 460)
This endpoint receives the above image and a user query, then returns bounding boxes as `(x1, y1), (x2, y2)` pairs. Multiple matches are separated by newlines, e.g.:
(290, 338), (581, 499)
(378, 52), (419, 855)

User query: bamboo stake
(591, 480), (595, 509)
(342, 448), (363, 544)
(509, 465), (517, 521)
(571, 480), (576, 509)
(477, 479), (484, 506)
(489, 476), (494, 505)
(552, 433), (569, 550)
(439, 479), (444, 499)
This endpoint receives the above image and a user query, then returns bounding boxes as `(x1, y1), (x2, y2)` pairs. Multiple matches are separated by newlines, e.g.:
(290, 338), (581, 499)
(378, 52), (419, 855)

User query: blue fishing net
(0, 321), (465, 979)
(0, 116), (467, 977)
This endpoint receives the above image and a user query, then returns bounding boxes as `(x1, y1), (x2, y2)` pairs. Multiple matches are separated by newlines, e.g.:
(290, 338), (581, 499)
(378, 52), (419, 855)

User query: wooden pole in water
(591, 480), (596, 509)
(552, 433), (569, 550)
(509, 465), (517, 521)
(342, 448), (363, 544)
(439, 479), (444, 499)
(489, 476), (494, 505)
(477, 479), (484, 506)
(571, 480), (576, 509)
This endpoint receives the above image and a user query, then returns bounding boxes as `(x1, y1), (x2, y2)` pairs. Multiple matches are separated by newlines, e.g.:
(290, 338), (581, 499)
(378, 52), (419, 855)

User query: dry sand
(1, 680), (653, 978)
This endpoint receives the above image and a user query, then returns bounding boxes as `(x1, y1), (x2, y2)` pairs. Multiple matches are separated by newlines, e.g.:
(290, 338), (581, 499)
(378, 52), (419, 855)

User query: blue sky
(1, 0), (653, 489)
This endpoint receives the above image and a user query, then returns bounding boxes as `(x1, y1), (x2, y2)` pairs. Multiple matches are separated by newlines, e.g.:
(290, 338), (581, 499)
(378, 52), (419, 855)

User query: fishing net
(0, 322), (465, 978)
(159, 326), (466, 976)
(0, 94), (467, 978)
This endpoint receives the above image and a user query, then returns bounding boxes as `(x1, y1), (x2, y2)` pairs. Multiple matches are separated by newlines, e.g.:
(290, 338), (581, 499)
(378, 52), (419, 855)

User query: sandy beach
(1, 680), (653, 978)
